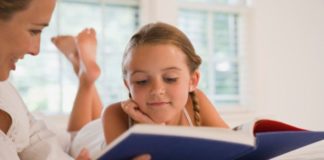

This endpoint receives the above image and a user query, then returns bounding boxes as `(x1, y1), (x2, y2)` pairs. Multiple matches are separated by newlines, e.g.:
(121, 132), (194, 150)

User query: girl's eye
(135, 80), (148, 85)
(164, 77), (177, 83)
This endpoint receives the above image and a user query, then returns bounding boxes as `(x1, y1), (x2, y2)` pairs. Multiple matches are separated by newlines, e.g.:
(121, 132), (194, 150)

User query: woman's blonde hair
(122, 22), (202, 126)
(0, 0), (32, 21)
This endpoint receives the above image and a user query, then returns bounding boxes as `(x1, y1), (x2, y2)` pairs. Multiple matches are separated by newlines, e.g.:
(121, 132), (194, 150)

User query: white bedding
(273, 140), (324, 160)
(40, 114), (324, 159)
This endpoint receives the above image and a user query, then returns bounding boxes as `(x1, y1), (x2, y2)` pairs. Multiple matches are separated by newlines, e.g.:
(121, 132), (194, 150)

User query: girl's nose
(150, 88), (166, 96)
(150, 80), (166, 96)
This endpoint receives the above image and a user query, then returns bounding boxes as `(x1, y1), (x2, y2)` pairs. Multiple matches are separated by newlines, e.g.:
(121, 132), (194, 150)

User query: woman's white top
(0, 80), (73, 160)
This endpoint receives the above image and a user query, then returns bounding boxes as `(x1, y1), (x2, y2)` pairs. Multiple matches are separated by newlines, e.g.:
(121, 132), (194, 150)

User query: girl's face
(124, 44), (199, 124)
(0, 0), (56, 81)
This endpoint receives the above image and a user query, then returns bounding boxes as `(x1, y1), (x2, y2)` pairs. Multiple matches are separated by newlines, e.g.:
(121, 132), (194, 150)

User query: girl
(53, 22), (228, 159)
(102, 22), (229, 144)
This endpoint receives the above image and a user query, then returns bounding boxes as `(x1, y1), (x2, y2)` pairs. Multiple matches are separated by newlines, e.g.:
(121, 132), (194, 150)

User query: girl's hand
(133, 154), (151, 160)
(121, 99), (155, 124)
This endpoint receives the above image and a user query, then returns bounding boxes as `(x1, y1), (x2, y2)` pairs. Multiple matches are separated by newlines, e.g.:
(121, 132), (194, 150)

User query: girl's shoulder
(103, 102), (123, 117)
(102, 102), (128, 127)
(102, 102), (129, 144)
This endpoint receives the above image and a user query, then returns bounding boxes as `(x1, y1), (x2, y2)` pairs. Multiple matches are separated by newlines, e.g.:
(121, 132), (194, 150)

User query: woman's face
(0, 0), (56, 81)
(124, 44), (199, 124)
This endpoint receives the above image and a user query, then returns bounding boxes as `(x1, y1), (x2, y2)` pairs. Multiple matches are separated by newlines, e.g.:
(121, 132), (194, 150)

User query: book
(94, 119), (324, 160)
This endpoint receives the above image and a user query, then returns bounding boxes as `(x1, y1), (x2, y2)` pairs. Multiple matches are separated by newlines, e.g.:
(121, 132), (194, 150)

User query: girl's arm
(194, 89), (229, 128)
(102, 102), (129, 144)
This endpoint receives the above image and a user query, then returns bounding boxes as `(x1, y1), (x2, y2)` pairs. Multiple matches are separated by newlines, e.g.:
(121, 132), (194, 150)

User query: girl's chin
(151, 117), (174, 125)
(150, 116), (168, 124)
(147, 111), (178, 125)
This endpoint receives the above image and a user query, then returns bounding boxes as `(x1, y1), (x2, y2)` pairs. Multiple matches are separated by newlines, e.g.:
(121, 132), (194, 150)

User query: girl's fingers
(121, 100), (154, 124)
(132, 154), (151, 160)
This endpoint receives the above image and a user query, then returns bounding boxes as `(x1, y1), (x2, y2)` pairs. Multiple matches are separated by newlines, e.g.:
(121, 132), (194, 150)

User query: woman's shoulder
(0, 81), (28, 112)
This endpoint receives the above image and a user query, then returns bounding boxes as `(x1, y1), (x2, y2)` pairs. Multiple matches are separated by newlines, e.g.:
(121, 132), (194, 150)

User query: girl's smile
(147, 101), (171, 108)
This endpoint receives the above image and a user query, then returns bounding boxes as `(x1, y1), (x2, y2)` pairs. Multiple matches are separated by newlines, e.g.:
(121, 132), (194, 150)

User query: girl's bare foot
(51, 36), (80, 74)
(76, 28), (101, 83)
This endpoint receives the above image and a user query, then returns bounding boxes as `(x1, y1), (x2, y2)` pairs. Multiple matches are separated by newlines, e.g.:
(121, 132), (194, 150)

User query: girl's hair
(122, 22), (202, 126)
(0, 0), (32, 21)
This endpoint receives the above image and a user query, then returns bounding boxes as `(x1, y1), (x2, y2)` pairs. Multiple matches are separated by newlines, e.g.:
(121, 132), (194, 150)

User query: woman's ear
(189, 70), (200, 92)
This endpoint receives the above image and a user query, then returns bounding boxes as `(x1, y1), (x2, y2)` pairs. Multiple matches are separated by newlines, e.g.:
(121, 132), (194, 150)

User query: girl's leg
(51, 36), (79, 75)
(91, 88), (102, 120)
(51, 29), (103, 132)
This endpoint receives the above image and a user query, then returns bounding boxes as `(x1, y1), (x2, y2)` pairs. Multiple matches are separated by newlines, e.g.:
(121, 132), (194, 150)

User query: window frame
(176, 1), (252, 111)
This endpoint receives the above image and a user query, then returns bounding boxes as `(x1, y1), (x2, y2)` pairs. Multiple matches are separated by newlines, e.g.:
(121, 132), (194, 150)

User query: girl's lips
(147, 102), (170, 107)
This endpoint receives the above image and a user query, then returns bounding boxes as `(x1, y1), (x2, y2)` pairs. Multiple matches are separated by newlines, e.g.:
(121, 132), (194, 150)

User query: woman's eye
(30, 30), (42, 36)
(164, 77), (177, 83)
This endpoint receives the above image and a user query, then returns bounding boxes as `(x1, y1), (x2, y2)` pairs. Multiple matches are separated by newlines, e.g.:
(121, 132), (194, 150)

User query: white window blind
(178, 0), (248, 107)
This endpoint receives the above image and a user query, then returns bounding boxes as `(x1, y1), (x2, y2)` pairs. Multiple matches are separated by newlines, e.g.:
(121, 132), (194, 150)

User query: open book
(94, 119), (324, 160)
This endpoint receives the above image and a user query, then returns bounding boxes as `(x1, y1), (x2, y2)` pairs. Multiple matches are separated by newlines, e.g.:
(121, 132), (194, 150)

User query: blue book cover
(94, 120), (324, 160)
(238, 131), (324, 160)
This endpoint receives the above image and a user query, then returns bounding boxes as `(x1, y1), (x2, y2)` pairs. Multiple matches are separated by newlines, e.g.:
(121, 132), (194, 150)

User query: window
(11, 0), (139, 113)
(11, 0), (249, 113)
(178, 0), (249, 107)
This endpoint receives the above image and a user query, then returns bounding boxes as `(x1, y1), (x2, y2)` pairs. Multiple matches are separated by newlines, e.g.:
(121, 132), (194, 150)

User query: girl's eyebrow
(131, 67), (182, 76)
(162, 67), (182, 71)
(130, 70), (146, 76)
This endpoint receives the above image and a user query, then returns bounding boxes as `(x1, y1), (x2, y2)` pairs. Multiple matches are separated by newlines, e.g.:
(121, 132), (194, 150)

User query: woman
(0, 0), (90, 159)
(0, 0), (150, 160)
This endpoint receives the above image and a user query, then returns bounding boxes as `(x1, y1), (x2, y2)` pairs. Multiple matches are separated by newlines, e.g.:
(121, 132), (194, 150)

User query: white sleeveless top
(128, 108), (194, 127)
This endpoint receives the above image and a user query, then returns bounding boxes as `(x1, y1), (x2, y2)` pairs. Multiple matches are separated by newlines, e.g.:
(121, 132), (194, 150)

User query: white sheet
(273, 140), (324, 160)
(70, 119), (106, 159)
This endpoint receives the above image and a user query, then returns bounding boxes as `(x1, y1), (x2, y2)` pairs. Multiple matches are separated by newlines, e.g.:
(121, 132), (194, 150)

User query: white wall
(251, 0), (324, 130)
